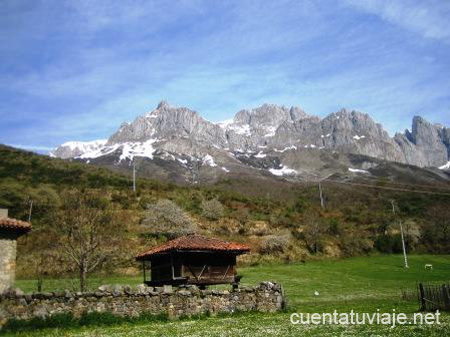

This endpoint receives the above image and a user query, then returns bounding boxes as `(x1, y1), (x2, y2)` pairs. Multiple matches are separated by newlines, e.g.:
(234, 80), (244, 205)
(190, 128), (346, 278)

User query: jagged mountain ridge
(51, 101), (450, 182)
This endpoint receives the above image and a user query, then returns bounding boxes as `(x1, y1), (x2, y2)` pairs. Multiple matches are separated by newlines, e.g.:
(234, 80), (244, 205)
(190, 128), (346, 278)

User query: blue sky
(1, 0), (449, 152)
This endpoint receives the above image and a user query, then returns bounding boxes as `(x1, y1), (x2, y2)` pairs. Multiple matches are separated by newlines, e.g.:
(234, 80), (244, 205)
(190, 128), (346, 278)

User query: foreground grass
(8, 254), (450, 336)
(4, 312), (450, 337)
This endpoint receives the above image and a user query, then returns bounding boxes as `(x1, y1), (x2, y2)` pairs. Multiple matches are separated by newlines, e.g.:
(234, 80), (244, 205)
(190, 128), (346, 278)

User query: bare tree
(143, 199), (196, 239)
(303, 212), (324, 254)
(53, 190), (117, 292)
(201, 198), (225, 220)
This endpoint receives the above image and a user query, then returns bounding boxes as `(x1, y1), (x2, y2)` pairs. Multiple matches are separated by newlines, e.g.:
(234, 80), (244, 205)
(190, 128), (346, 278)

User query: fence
(417, 282), (450, 312)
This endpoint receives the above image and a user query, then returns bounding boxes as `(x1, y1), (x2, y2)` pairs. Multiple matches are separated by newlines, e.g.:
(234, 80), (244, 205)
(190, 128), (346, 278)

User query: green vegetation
(1, 144), (449, 285)
(7, 255), (450, 336)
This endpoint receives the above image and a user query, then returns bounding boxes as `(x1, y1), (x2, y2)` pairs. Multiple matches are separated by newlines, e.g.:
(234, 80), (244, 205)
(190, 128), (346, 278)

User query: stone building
(0, 209), (31, 293)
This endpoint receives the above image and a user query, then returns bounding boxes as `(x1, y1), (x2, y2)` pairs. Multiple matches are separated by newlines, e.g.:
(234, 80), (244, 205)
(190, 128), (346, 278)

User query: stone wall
(0, 232), (17, 294)
(0, 282), (285, 325)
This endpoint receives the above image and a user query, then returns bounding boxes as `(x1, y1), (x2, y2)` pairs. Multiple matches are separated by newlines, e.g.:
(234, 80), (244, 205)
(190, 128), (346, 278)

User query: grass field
(6, 254), (450, 336)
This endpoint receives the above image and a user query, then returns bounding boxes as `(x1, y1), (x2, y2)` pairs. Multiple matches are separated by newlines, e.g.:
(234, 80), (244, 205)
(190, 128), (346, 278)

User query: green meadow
(6, 254), (450, 336)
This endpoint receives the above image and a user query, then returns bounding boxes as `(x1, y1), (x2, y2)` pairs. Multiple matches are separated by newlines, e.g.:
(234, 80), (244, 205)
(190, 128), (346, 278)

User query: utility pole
(132, 162), (136, 193)
(318, 174), (332, 210)
(391, 200), (409, 269)
(318, 182), (324, 210)
(191, 153), (200, 185)
(28, 199), (33, 222)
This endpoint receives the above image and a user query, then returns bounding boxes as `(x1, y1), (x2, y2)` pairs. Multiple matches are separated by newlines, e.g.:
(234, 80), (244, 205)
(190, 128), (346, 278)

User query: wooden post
(443, 285), (450, 311)
(171, 253), (175, 280)
(419, 283), (426, 311)
(143, 262), (146, 283)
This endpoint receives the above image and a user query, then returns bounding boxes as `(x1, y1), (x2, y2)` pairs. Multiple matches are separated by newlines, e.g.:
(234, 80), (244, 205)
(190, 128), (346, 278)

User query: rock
(136, 284), (148, 294)
(5, 288), (24, 297)
(163, 285), (173, 294)
(98, 285), (112, 292)
(177, 290), (191, 296)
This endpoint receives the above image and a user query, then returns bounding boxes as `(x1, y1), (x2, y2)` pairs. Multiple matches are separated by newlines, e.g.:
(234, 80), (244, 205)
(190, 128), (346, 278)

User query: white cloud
(344, 0), (450, 42)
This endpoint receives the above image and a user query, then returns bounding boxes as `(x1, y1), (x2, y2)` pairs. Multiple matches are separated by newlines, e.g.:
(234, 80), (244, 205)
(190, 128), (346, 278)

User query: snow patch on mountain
(274, 145), (297, 153)
(77, 139), (158, 162)
(228, 124), (251, 136)
(269, 166), (297, 176)
(217, 119), (234, 129)
(264, 126), (277, 137)
(118, 140), (157, 161)
(348, 168), (369, 174)
(439, 161), (450, 170)
(49, 140), (107, 158)
(202, 154), (217, 167)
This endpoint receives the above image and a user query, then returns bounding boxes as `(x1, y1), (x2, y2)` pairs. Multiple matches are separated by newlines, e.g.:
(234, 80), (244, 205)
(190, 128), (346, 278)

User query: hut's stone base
(0, 282), (285, 325)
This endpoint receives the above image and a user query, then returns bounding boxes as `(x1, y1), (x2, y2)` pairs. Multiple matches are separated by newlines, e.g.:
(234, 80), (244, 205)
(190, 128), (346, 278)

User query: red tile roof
(136, 234), (250, 260)
(0, 218), (32, 234)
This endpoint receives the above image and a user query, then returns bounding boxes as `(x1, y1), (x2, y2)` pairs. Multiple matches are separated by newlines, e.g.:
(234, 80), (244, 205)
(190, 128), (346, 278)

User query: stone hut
(0, 209), (31, 293)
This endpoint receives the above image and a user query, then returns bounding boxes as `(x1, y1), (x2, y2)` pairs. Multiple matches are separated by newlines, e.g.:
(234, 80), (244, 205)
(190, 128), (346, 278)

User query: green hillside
(0, 144), (449, 283)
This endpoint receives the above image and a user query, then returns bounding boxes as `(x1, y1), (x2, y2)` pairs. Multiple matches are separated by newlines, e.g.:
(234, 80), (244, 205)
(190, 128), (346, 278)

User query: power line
(132, 162), (137, 193)
(323, 179), (450, 196)
(347, 175), (450, 192)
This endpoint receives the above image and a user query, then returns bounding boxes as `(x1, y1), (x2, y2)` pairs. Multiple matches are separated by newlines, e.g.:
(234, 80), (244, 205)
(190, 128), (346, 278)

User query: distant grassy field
(9, 255), (450, 336)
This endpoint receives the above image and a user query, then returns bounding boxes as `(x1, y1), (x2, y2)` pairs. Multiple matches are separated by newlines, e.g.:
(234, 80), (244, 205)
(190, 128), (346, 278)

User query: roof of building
(136, 234), (250, 260)
(0, 218), (32, 234)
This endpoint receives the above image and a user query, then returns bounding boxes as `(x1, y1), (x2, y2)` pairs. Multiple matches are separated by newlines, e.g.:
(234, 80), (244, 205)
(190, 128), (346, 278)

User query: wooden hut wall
(149, 255), (181, 282)
(179, 252), (237, 282)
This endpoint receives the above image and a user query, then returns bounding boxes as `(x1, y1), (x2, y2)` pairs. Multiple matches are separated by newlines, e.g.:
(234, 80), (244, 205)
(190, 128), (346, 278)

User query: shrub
(142, 199), (196, 238)
(259, 234), (291, 254)
(201, 198), (225, 220)
(327, 218), (341, 235)
(374, 234), (403, 253)
(339, 235), (373, 257)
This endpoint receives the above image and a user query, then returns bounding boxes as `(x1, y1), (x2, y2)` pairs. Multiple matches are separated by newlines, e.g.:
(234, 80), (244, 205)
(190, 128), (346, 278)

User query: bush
(142, 199), (196, 238)
(1, 311), (170, 332)
(339, 234), (373, 257)
(201, 198), (225, 220)
(374, 234), (403, 253)
(259, 234), (291, 254)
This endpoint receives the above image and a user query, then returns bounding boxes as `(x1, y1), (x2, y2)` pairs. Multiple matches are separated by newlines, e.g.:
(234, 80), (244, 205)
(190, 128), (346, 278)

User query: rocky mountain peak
(289, 106), (307, 121)
(52, 101), (450, 171)
(156, 100), (171, 110)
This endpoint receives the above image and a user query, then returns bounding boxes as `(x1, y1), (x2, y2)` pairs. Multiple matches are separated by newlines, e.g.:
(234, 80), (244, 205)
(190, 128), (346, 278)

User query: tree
(142, 199), (196, 239)
(302, 212), (324, 254)
(18, 223), (65, 292)
(53, 190), (118, 292)
(201, 198), (225, 220)
(421, 204), (450, 253)
(259, 233), (291, 255)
